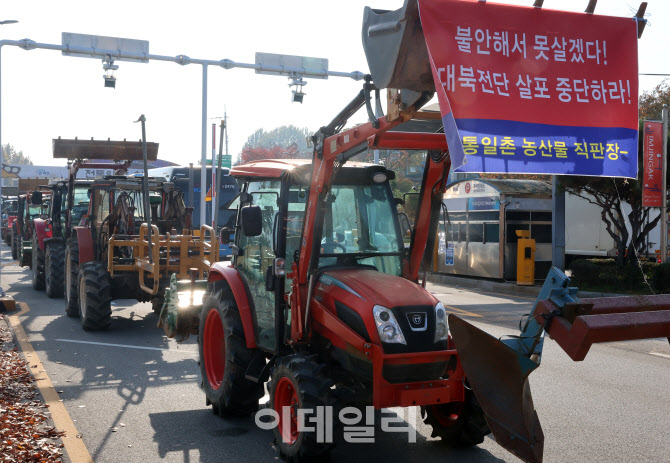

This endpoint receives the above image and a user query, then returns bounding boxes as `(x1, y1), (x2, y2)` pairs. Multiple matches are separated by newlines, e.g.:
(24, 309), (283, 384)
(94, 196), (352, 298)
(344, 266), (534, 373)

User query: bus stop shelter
(436, 178), (552, 280)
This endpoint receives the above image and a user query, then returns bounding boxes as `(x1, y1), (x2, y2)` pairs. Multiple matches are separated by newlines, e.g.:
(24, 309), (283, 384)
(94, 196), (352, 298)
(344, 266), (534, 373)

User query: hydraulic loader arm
(291, 87), (448, 341)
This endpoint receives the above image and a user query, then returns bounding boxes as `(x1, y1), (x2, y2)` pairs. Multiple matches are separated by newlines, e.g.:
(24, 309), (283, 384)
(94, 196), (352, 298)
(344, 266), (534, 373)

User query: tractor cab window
(28, 203), (43, 218)
(94, 190), (111, 224)
(236, 180), (281, 351)
(319, 184), (402, 276)
(71, 186), (90, 224)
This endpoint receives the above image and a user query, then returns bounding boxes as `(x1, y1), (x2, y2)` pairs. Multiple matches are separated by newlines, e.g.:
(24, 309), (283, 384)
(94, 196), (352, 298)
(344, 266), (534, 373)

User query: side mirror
(240, 205), (262, 237)
(219, 227), (233, 245)
(393, 197), (405, 207)
(31, 191), (43, 205)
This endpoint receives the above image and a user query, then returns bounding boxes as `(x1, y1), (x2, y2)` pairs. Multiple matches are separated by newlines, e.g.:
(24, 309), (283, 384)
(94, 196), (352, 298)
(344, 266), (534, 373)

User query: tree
(241, 125), (312, 160)
(562, 123), (669, 267)
(2, 144), (32, 165)
(239, 144), (300, 165)
(639, 79), (670, 121)
(561, 81), (670, 267)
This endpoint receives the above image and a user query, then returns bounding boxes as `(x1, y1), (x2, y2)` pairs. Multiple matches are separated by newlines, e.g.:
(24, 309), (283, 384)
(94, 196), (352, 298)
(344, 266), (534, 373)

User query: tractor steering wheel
(322, 241), (346, 254)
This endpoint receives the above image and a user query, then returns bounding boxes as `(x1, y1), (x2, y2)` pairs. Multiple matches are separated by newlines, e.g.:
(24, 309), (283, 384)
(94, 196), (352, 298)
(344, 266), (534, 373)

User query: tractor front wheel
(198, 294), (264, 417)
(45, 242), (65, 298)
(269, 355), (335, 460)
(78, 261), (112, 331)
(64, 237), (80, 317)
(422, 387), (490, 447)
(31, 235), (45, 291)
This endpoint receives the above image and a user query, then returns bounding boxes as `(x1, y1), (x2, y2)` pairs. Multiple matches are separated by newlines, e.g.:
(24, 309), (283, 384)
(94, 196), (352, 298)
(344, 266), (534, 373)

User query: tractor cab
(44, 179), (92, 240)
(1, 197), (18, 244)
(83, 175), (174, 260)
(228, 159), (417, 351)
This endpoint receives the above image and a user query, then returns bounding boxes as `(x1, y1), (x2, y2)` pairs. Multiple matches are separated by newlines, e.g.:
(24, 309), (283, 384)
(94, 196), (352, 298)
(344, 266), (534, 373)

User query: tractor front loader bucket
(449, 315), (544, 463)
(449, 267), (670, 463)
(362, 0), (435, 109)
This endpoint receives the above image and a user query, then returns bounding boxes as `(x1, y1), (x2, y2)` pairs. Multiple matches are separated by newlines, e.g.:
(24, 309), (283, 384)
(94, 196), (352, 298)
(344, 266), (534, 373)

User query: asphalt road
(2, 245), (669, 463)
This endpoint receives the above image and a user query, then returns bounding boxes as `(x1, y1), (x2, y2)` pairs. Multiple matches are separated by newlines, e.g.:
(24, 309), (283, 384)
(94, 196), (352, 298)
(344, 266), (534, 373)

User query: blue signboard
(445, 242), (454, 266)
(468, 196), (499, 211)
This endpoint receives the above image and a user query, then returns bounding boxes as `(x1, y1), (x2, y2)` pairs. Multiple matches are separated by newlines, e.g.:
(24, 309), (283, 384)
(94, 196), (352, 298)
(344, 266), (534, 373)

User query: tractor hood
(320, 268), (437, 308)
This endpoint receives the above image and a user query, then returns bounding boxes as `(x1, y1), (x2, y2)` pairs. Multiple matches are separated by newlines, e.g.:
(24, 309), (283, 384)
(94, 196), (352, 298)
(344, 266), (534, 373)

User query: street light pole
(200, 64), (208, 228)
(0, 21), (19, 297)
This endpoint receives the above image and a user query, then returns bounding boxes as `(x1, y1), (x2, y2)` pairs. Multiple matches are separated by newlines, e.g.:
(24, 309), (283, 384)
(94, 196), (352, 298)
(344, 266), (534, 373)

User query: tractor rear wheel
(10, 225), (18, 260)
(269, 355), (335, 460)
(198, 294), (264, 417)
(45, 242), (65, 298)
(31, 235), (45, 291)
(422, 387), (490, 447)
(78, 261), (112, 331)
(64, 237), (80, 317)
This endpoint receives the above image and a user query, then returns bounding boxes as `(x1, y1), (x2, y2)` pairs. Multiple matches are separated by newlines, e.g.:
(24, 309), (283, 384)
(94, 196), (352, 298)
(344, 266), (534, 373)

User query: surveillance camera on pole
(290, 76), (307, 104)
(102, 55), (119, 88)
(255, 52), (330, 104)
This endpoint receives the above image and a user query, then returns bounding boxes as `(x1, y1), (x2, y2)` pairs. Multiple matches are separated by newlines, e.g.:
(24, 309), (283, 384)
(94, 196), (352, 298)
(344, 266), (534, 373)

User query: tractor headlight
(373, 305), (406, 344)
(434, 302), (449, 343)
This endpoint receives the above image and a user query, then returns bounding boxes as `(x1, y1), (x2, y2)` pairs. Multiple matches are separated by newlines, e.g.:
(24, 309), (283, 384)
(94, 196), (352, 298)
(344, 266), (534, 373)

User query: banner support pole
(661, 105), (668, 264)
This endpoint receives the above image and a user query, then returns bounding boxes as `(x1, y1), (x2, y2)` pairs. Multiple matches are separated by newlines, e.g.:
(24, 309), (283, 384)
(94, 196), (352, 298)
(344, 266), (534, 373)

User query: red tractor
(2, 196), (18, 245)
(12, 190), (52, 289)
(183, 95), (485, 461)
(33, 137), (146, 298)
(167, 2), (666, 462)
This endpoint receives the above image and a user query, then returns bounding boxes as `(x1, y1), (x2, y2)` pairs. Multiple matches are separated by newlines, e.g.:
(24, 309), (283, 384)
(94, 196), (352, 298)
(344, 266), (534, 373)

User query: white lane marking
(649, 352), (670, 360)
(55, 338), (197, 355)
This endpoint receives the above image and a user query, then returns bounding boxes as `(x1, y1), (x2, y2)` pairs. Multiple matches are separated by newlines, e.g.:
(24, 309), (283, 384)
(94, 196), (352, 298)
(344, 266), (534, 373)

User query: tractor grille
(382, 305), (444, 354)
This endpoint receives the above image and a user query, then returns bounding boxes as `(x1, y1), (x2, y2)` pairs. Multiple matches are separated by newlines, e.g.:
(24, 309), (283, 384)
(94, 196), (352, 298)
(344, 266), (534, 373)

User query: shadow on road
(27, 307), (200, 460)
(148, 407), (507, 463)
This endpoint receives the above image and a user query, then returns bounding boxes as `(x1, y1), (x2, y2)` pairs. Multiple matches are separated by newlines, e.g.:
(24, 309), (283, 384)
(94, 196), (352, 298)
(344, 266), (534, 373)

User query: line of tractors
(3, 137), (219, 331)
(2, 2), (668, 462)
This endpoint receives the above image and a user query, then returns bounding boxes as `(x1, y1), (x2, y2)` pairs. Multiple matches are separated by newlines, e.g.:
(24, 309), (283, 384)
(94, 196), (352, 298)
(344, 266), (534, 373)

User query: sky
(0, 0), (667, 167)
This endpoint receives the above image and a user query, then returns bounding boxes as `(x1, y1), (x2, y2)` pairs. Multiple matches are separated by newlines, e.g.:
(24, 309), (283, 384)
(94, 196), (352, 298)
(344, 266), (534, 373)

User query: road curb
(7, 301), (94, 463)
(427, 272), (623, 299)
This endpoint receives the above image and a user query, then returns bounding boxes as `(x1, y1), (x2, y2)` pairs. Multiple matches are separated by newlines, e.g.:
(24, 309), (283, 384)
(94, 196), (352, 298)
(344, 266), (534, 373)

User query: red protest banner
(642, 121), (663, 207)
(419, 0), (640, 178)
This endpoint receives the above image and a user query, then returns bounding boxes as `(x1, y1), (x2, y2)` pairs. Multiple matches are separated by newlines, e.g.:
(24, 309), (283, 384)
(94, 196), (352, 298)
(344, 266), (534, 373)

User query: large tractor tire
(10, 225), (18, 260)
(198, 294), (264, 417)
(421, 387), (490, 447)
(78, 261), (112, 331)
(64, 237), (80, 317)
(269, 355), (335, 461)
(31, 235), (46, 291)
(45, 242), (65, 298)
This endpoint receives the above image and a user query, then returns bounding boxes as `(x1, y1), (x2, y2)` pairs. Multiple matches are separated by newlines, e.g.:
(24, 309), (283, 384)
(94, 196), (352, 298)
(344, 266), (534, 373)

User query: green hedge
(568, 258), (670, 294)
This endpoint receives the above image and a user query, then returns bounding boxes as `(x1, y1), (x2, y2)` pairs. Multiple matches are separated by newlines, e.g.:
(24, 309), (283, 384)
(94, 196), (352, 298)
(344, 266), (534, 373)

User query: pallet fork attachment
(450, 267), (670, 463)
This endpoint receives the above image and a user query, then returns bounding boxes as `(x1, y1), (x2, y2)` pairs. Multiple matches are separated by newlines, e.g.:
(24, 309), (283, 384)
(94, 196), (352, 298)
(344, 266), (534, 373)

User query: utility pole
(552, 176), (565, 270)
(214, 116), (225, 230)
(211, 122), (216, 227)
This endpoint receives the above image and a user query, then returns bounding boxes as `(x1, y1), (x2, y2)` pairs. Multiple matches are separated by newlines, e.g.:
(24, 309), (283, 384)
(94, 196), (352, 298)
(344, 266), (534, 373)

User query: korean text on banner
(642, 121), (663, 207)
(418, 0), (639, 178)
